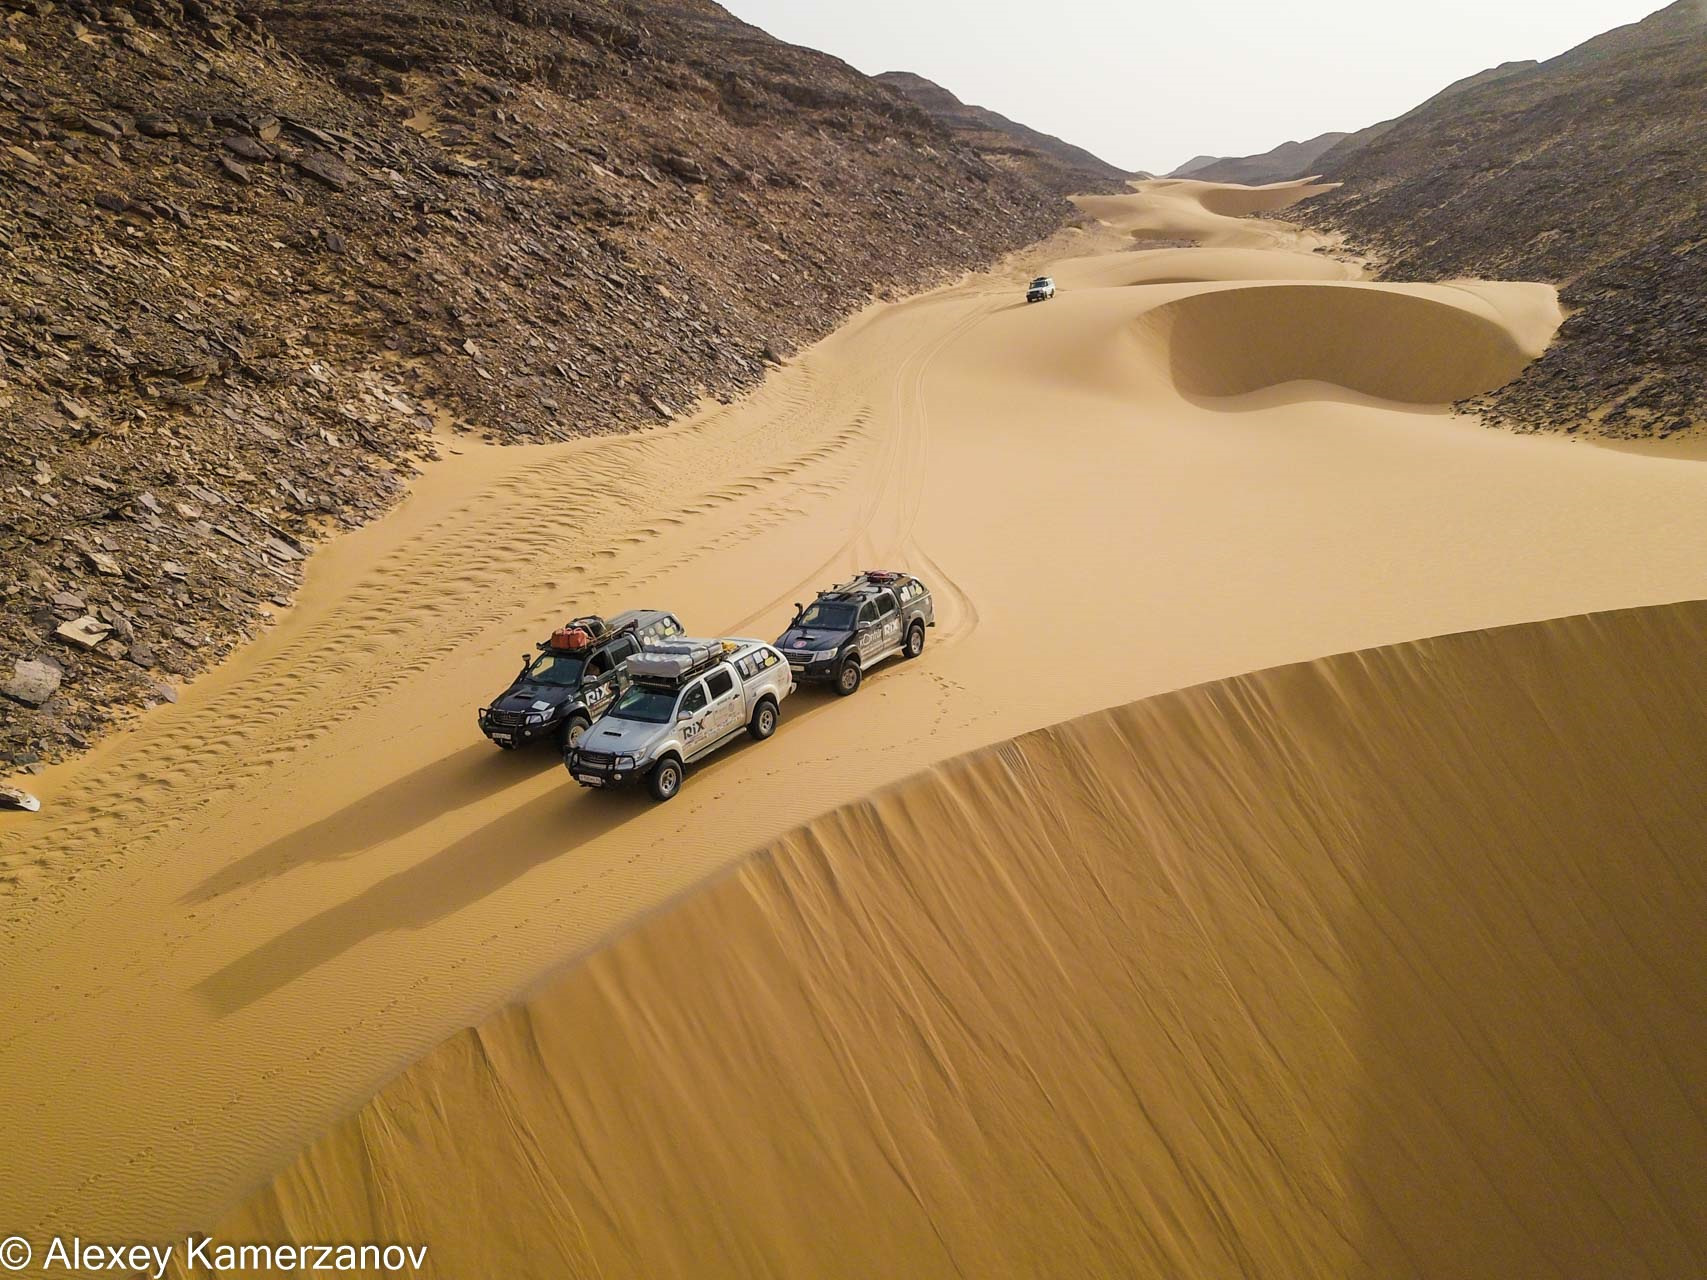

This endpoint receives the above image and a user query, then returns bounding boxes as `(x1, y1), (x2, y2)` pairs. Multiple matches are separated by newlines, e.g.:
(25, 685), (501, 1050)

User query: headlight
(815, 649), (841, 659)
(617, 755), (637, 769)
(525, 712), (544, 725)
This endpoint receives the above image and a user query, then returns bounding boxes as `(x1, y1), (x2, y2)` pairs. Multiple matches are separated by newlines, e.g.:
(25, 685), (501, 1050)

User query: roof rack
(826, 570), (907, 595)
(628, 637), (733, 685)
(537, 612), (643, 653)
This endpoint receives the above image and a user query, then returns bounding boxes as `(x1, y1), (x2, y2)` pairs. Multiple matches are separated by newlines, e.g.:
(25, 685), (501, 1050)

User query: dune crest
(199, 601), (1707, 1279)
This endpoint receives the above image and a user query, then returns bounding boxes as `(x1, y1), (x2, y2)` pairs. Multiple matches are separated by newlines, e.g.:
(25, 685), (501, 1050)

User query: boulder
(4, 659), (62, 707)
(55, 616), (112, 649)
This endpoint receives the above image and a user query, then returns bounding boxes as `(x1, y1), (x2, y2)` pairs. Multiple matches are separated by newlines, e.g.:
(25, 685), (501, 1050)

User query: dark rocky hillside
(1304, 1), (1706, 440)
(1167, 154), (1219, 178)
(0, 0), (1089, 767)
(1170, 62), (1539, 187)
(874, 71), (1128, 193)
(1182, 131), (1346, 185)
(1309, 61), (1537, 175)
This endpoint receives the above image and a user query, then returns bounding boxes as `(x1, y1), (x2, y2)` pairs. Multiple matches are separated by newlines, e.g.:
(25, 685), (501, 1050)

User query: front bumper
(474, 706), (573, 747)
(565, 748), (644, 788)
(479, 710), (557, 746)
(784, 651), (842, 682)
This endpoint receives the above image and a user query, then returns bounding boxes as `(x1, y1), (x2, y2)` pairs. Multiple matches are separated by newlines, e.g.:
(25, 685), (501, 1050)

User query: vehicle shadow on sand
(192, 777), (657, 1016)
(191, 686), (858, 1015)
(181, 740), (565, 905)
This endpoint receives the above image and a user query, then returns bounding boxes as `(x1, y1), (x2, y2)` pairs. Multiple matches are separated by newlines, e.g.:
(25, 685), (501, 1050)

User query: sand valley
(2, 172), (1705, 1277)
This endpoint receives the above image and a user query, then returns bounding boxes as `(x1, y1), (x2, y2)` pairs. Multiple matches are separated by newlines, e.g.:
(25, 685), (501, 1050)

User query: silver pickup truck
(565, 637), (795, 801)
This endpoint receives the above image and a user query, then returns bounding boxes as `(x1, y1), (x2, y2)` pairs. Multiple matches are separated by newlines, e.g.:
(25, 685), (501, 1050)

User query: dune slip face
(5, 178), (1707, 1258)
(206, 601), (1707, 1278)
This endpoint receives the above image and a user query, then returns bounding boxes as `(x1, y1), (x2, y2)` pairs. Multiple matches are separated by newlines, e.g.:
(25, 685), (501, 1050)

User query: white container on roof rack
(628, 637), (725, 682)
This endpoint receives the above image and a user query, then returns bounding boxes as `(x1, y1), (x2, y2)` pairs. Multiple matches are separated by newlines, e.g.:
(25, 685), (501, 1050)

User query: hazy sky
(720, 0), (1666, 174)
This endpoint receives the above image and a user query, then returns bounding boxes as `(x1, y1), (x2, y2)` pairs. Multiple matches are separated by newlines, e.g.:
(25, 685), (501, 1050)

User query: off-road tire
(748, 697), (778, 741)
(834, 658), (862, 697)
(560, 713), (591, 750)
(904, 620), (926, 659)
(648, 755), (684, 802)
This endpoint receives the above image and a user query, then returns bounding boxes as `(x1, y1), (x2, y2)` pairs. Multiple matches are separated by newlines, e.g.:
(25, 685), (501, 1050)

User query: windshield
(610, 683), (676, 724)
(525, 652), (585, 687)
(798, 600), (856, 630)
(1030, 278), (1051, 287)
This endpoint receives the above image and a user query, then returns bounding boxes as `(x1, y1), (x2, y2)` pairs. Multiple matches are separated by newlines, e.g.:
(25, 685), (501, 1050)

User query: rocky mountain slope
(0, 0), (1097, 769)
(1176, 130), (1346, 185)
(874, 71), (1128, 193)
(1309, 61), (1538, 175)
(1304, 1), (1705, 439)
(1169, 61), (1539, 187)
(1167, 154), (1219, 178)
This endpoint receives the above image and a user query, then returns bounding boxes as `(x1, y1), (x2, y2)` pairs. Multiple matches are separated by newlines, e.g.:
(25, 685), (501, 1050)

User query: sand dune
(1148, 281), (1552, 402)
(1193, 175), (1337, 216)
(1073, 177), (1340, 249)
(1046, 244), (1358, 290)
(200, 601), (1707, 1279)
(6, 180), (1707, 1262)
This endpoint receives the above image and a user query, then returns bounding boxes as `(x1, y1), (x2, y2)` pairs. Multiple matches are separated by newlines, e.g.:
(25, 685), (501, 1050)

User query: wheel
(748, 697), (778, 741)
(559, 713), (590, 750)
(647, 755), (684, 802)
(834, 658), (862, 697)
(904, 620), (926, 659)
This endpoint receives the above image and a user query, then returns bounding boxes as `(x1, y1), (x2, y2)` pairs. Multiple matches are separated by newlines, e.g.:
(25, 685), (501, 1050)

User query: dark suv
(774, 571), (934, 696)
(478, 608), (683, 749)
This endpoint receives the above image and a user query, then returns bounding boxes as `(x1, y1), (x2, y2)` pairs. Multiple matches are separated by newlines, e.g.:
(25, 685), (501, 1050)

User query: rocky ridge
(0, 0), (1113, 769)
(1302, 1), (1706, 439)
(1169, 131), (1346, 185)
(873, 70), (1127, 193)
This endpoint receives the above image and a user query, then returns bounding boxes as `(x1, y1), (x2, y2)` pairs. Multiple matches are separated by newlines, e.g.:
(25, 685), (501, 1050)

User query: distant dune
(200, 601), (1707, 1278)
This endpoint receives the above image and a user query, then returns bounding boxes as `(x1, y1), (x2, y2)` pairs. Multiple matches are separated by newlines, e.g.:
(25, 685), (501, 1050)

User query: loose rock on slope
(0, 0), (1121, 768)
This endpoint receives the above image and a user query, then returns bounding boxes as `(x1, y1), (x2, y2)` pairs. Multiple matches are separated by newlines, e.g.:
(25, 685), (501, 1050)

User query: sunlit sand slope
(204, 600), (1707, 1279)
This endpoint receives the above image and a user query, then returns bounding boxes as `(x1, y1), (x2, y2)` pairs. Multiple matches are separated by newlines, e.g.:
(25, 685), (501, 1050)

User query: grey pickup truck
(477, 608), (683, 750)
(774, 570), (934, 696)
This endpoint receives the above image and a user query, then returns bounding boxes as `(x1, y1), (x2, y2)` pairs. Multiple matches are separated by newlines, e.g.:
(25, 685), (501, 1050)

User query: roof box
(628, 637), (723, 682)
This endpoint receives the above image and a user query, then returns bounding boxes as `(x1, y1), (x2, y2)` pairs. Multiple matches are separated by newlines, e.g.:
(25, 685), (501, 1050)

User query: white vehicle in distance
(564, 637), (794, 801)
(1026, 275), (1056, 303)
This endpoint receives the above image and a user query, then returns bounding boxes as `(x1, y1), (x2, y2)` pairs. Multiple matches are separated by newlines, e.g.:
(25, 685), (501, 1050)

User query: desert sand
(3, 180), (1707, 1273)
(213, 600), (1707, 1278)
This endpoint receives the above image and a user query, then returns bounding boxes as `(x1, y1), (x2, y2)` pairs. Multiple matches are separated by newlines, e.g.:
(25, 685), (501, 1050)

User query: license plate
(492, 733), (512, 742)
(576, 774), (604, 786)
